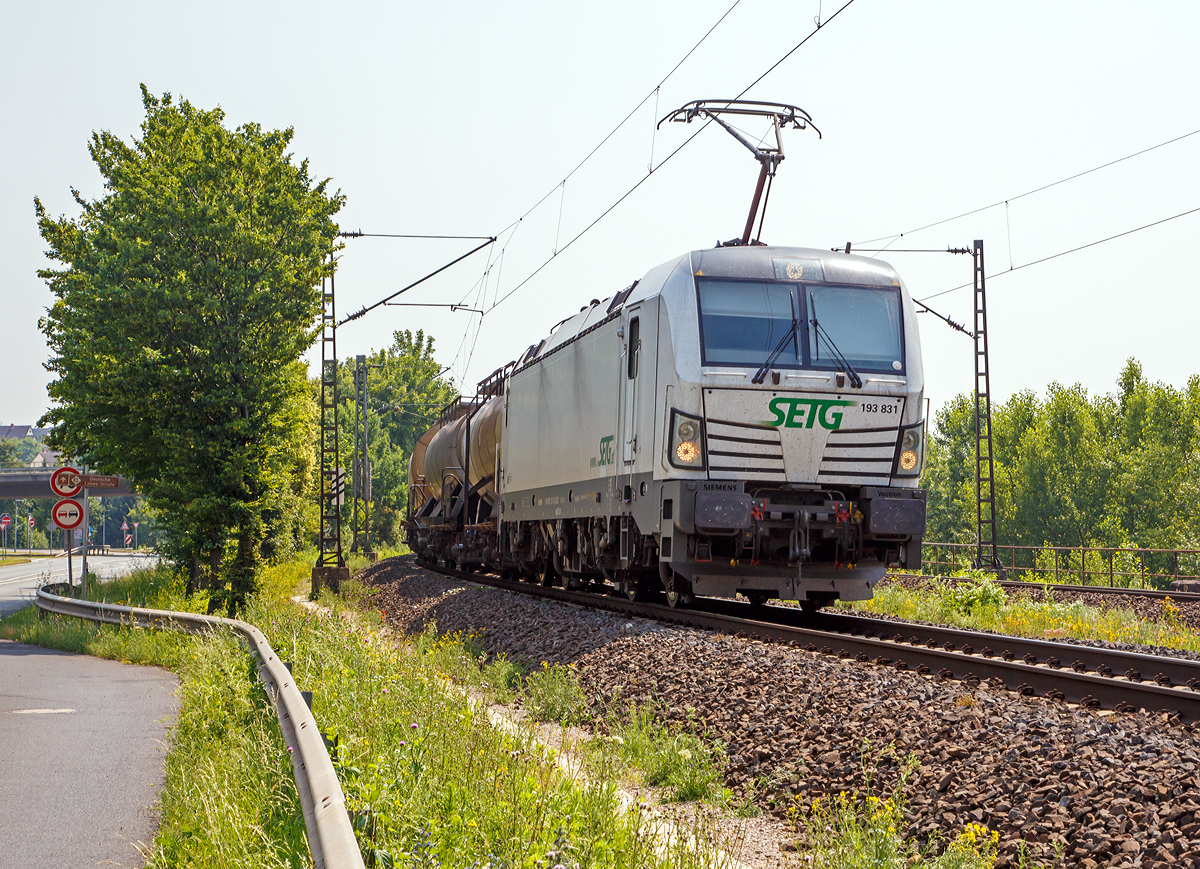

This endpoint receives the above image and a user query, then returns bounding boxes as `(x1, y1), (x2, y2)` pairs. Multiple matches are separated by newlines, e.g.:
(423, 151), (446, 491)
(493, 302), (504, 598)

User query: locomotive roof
(520, 245), (904, 369)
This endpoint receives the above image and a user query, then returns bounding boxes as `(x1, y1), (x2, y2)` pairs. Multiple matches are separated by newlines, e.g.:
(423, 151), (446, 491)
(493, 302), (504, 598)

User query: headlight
(893, 419), (924, 478)
(668, 409), (706, 470)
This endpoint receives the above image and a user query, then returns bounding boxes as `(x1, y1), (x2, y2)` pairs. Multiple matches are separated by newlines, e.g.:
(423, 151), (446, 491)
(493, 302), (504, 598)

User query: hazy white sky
(3, 1), (1199, 426)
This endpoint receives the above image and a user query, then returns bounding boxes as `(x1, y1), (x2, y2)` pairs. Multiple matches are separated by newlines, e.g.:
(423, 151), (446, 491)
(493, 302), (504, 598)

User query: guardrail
(35, 588), (364, 869)
(924, 541), (1200, 589)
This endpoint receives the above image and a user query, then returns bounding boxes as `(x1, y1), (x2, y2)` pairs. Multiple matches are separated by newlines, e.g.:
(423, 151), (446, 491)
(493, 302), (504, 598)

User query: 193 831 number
(860, 403), (897, 414)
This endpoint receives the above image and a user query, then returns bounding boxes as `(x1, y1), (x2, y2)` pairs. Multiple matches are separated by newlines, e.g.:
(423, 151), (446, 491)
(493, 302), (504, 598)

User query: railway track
(420, 561), (1200, 722)
(891, 572), (1200, 603)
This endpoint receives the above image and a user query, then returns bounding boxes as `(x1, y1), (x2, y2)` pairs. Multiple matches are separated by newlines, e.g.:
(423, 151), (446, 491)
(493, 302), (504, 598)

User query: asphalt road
(0, 640), (178, 868)
(0, 554), (155, 619)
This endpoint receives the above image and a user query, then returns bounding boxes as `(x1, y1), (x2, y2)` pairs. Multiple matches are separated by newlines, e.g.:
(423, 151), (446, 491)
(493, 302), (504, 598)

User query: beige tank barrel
(465, 396), (503, 500)
(422, 415), (468, 502)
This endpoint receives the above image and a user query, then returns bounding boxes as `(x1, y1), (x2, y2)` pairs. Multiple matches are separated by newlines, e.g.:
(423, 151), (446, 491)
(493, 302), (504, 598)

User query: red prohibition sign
(50, 466), (83, 498)
(52, 499), (84, 531)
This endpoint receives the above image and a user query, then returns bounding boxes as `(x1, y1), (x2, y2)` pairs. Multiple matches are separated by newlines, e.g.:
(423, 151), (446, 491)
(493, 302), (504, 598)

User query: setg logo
(767, 397), (856, 430)
(591, 435), (616, 468)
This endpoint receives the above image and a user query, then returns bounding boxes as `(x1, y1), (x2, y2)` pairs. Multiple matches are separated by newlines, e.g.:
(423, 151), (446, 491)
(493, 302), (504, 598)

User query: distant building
(29, 447), (60, 468)
(0, 425), (50, 440)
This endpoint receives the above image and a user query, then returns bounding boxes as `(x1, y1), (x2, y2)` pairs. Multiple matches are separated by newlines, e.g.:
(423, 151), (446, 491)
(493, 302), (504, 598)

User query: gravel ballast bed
(362, 556), (1200, 868)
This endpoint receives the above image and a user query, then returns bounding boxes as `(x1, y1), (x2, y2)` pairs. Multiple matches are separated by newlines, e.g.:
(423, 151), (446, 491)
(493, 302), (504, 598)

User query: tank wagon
(406, 244), (927, 609)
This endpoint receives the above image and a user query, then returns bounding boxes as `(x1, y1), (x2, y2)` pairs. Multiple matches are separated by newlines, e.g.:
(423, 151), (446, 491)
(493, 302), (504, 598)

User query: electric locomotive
(406, 243), (926, 609)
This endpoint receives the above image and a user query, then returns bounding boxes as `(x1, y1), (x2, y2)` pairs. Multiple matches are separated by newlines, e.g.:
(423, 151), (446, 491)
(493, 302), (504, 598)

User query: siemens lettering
(767, 397), (856, 430)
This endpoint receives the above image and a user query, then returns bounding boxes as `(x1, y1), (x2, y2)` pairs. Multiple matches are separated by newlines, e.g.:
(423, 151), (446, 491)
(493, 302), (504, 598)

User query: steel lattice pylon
(317, 259), (345, 569)
(972, 239), (1002, 571)
(350, 354), (372, 554)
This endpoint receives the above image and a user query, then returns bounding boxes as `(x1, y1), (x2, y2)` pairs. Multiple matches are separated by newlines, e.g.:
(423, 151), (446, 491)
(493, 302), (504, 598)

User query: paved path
(0, 640), (178, 868)
(0, 554), (155, 619)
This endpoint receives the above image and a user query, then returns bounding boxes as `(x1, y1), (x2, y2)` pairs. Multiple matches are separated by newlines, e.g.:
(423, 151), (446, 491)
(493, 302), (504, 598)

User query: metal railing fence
(35, 588), (365, 869)
(923, 541), (1200, 589)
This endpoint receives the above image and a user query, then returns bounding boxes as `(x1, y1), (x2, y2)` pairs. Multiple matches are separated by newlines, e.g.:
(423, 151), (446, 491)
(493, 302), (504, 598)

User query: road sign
(124, 533), (132, 546)
(28, 516), (35, 529)
(0, 514), (10, 530)
(121, 520), (130, 531)
(52, 500), (83, 530)
(50, 467), (83, 498)
(82, 474), (120, 489)
(133, 522), (139, 529)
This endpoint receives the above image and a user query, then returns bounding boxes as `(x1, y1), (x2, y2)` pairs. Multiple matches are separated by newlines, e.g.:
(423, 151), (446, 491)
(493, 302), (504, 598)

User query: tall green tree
(37, 86), (343, 609)
(332, 329), (457, 548)
(923, 359), (1200, 553)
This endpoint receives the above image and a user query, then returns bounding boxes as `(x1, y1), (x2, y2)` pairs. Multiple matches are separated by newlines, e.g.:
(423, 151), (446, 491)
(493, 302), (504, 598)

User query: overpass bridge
(0, 469), (138, 499)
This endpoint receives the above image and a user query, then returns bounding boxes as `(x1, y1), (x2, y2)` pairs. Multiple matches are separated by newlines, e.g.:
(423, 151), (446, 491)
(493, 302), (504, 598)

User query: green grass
(854, 575), (1200, 652)
(0, 556), (32, 566)
(6, 556), (729, 868)
(589, 701), (731, 804)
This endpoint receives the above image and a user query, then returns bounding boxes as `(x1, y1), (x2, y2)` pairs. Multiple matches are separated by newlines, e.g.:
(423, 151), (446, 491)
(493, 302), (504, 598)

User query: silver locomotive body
(407, 245), (926, 608)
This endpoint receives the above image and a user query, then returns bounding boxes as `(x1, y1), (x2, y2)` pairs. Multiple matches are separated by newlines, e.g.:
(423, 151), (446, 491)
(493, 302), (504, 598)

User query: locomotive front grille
(817, 426), (898, 485)
(705, 418), (786, 481)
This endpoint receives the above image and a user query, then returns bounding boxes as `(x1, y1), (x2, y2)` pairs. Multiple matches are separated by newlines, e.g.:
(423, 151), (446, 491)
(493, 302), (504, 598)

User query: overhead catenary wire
(485, 0), (859, 315)
(855, 125), (1200, 247)
(917, 204), (1200, 303)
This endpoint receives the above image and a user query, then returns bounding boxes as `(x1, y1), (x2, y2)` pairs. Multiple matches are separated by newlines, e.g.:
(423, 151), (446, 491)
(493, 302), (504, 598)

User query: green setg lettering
(766, 398), (857, 431)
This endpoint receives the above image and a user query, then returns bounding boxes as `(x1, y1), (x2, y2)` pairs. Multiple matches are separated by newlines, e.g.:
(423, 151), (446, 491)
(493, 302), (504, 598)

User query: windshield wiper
(809, 294), (863, 389)
(751, 316), (800, 384)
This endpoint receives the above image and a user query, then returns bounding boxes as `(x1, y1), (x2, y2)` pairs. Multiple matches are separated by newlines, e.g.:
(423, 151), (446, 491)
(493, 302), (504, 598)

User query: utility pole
(972, 240), (1002, 572)
(313, 254), (349, 594)
(81, 470), (89, 600)
(350, 354), (375, 560)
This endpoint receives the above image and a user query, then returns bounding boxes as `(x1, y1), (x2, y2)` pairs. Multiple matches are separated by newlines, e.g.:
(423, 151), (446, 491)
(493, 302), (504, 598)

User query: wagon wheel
(538, 559), (559, 587)
(746, 591), (769, 608)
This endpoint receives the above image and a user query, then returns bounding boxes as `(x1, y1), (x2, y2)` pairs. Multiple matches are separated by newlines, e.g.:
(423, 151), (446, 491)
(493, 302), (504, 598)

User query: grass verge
(3, 558), (732, 868)
(855, 575), (1200, 652)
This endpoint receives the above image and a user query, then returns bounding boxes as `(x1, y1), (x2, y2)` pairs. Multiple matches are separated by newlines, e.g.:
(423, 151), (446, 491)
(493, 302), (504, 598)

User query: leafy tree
(36, 86), (343, 610)
(923, 358), (1200, 555)
(0, 441), (19, 469)
(331, 329), (457, 548)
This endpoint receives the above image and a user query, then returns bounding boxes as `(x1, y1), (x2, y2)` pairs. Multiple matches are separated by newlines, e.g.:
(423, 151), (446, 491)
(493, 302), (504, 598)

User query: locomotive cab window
(806, 285), (904, 374)
(697, 279), (801, 367)
(696, 278), (904, 374)
(627, 316), (640, 379)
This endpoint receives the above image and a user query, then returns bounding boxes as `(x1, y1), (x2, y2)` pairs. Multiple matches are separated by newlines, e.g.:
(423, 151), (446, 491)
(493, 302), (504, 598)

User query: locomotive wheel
(662, 570), (694, 609)
(623, 573), (655, 602)
(665, 589), (694, 609)
(538, 560), (559, 587)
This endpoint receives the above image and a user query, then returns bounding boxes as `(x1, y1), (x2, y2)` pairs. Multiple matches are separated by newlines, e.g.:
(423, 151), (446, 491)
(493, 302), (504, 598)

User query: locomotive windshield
(696, 280), (799, 366)
(696, 278), (904, 373)
(806, 285), (903, 372)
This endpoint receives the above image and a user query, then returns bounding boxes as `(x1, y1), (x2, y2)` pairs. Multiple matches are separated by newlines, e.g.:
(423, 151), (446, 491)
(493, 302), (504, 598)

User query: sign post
(0, 514), (10, 558)
(28, 514), (35, 556)
(133, 521), (139, 550)
(52, 498), (84, 591)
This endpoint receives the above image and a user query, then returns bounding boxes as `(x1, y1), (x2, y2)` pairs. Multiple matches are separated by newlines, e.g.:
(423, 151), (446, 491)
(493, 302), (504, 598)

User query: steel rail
(891, 572), (1200, 603)
(423, 563), (1200, 721)
(749, 603), (1200, 692)
(35, 588), (365, 869)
